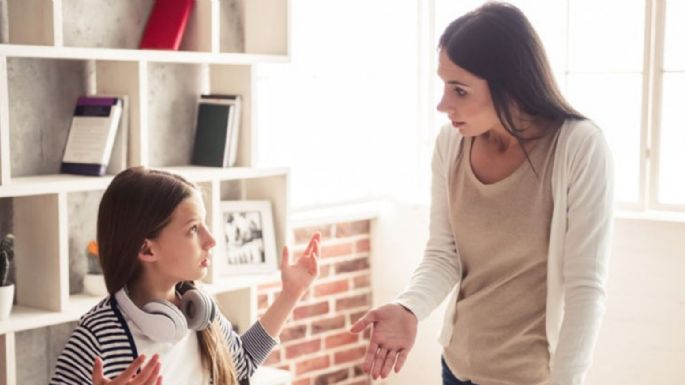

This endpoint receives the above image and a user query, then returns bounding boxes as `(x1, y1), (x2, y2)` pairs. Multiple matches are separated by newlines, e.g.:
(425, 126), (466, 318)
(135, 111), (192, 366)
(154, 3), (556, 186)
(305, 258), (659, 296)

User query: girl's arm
(260, 232), (320, 337)
(218, 233), (321, 380)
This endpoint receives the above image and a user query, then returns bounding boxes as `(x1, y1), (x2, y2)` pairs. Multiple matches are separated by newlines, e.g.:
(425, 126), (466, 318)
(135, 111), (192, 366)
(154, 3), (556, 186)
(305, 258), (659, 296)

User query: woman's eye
(455, 88), (467, 97)
(190, 225), (199, 233)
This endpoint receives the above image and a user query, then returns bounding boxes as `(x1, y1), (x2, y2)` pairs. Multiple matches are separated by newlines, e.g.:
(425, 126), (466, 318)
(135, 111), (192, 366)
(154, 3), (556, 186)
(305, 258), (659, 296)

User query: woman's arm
(551, 129), (614, 385)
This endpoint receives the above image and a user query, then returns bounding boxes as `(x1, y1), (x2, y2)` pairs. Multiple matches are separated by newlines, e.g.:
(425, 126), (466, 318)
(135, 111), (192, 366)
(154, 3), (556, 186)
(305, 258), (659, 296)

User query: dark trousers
(442, 357), (477, 385)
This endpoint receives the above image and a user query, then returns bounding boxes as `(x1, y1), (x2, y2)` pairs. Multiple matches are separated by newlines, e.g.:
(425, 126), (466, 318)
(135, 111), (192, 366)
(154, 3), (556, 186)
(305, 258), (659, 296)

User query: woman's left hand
(281, 232), (320, 297)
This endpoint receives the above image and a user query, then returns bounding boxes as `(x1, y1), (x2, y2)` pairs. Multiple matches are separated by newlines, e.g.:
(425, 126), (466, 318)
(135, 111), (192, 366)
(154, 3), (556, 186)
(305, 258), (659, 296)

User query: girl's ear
(138, 239), (157, 262)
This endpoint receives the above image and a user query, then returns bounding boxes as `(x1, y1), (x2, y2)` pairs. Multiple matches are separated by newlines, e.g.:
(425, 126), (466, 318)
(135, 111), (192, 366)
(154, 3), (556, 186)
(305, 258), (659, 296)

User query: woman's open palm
(350, 303), (418, 379)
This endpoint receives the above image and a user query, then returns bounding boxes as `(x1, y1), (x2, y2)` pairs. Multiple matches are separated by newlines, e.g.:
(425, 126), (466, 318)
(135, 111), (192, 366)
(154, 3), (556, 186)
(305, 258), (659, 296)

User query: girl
(50, 167), (320, 385)
(352, 3), (613, 385)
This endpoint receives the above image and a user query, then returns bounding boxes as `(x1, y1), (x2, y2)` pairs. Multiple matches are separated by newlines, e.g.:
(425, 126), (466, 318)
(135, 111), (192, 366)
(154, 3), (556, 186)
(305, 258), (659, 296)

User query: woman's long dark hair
(97, 166), (237, 385)
(440, 2), (584, 141)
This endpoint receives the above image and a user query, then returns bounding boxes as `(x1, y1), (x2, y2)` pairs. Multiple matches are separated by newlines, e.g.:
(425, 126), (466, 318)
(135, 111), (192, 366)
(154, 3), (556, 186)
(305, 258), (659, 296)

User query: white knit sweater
(395, 119), (615, 385)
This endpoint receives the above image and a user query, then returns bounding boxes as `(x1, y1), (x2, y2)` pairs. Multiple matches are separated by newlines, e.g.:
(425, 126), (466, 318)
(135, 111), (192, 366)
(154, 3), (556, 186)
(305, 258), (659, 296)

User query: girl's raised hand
(92, 354), (162, 385)
(280, 232), (320, 297)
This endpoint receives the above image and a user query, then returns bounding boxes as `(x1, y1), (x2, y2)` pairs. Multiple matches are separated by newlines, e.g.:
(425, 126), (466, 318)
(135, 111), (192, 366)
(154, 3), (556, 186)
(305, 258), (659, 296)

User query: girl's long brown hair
(97, 166), (237, 385)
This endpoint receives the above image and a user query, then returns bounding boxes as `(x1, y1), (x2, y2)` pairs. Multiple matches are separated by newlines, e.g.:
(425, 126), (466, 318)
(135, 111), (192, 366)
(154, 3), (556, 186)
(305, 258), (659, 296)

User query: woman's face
(436, 49), (502, 137)
(146, 190), (216, 283)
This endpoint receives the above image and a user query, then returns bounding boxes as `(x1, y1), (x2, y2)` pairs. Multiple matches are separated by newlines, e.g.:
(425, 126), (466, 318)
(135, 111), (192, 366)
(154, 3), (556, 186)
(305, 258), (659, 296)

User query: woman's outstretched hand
(350, 303), (418, 379)
(92, 354), (162, 385)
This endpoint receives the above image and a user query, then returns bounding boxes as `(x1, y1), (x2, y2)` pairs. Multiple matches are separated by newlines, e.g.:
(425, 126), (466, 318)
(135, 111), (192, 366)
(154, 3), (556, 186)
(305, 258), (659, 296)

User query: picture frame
(219, 200), (278, 275)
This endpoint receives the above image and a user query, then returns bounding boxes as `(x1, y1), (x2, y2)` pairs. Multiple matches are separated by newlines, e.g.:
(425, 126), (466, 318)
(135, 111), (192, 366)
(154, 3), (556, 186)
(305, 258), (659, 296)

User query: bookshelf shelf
(0, 44), (289, 65)
(0, 167), (289, 198)
(0, 1), (291, 384)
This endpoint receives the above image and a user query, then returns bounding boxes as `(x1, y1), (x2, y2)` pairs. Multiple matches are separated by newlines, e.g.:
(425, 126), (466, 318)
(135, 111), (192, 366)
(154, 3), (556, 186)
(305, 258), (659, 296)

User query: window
(254, 0), (420, 209)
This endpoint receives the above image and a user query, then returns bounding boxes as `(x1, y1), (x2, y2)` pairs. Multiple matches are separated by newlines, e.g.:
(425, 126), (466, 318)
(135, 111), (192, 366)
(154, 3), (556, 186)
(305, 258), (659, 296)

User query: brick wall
(257, 220), (373, 385)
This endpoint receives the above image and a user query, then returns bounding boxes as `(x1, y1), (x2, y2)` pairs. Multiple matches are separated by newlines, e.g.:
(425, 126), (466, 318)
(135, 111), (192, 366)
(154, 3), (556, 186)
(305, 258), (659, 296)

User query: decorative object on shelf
(0, 233), (15, 320)
(140, 0), (195, 50)
(191, 94), (243, 167)
(83, 240), (107, 297)
(220, 201), (278, 275)
(61, 96), (124, 176)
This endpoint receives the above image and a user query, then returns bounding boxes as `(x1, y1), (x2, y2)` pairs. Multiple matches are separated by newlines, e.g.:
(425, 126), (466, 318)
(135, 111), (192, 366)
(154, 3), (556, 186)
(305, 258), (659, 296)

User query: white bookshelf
(0, 0), (291, 384)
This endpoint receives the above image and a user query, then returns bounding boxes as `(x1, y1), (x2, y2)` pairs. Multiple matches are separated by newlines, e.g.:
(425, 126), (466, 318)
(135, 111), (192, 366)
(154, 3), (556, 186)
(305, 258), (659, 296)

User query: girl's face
(145, 190), (216, 284)
(436, 49), (503, 137)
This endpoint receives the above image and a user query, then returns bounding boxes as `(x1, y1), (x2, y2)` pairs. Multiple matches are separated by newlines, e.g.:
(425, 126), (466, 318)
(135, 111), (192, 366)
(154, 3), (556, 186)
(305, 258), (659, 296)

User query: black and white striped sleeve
(50, 324), (100, 385)
(217, 315), (278, 380)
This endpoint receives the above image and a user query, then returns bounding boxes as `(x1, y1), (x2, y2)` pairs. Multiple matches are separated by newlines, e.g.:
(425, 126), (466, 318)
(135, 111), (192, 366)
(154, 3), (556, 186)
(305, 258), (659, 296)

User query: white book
(61, 96), (123, 176)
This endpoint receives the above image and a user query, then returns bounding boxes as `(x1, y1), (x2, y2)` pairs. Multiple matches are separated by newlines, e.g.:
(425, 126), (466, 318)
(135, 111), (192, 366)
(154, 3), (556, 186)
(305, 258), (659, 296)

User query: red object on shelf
(139, 0), (194, 50)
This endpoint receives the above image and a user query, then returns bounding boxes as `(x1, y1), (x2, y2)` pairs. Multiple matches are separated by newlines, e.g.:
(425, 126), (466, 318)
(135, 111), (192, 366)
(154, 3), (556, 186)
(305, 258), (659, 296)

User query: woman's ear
(138, 239), (157, 262)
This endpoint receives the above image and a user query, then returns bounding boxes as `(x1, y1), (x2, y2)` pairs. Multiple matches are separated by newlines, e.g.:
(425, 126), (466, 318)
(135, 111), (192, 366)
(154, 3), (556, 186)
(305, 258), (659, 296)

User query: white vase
(83, 274), (108, 297)
(0, 284), (14, 321)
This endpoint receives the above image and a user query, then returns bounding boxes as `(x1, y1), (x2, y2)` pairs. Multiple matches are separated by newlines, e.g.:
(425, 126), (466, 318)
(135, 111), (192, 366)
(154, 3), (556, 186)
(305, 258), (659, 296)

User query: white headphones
(114, 282), (217, 343)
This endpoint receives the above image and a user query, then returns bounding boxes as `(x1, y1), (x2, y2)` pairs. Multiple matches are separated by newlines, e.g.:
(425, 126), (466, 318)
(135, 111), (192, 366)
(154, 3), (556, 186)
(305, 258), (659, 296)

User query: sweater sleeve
(49, 324), (100, 385)
(551, 129), (614, 385)
(218, 315), (278, 381)
(394, 125), (462, 320)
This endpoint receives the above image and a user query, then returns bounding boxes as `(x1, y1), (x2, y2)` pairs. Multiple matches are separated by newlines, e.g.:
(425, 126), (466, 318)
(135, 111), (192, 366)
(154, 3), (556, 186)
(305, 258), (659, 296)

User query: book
(191, 94), (242, 167)
(139, 0), (194, 50)
(61, 96), (123, 176)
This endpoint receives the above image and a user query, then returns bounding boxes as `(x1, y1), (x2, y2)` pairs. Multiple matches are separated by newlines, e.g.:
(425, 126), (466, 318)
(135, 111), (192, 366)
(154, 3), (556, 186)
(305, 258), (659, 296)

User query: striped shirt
(50, 296), (277, 385)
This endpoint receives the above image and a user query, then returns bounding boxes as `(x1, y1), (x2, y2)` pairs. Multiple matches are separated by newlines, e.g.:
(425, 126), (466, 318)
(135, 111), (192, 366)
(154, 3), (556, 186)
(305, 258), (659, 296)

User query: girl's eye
(454, 87), (467, 97)
(190, 225), (199, 233)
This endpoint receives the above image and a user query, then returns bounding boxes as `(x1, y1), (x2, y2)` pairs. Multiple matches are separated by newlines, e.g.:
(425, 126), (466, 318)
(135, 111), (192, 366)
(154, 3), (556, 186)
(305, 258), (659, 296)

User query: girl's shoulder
(77, 296), (124, 331)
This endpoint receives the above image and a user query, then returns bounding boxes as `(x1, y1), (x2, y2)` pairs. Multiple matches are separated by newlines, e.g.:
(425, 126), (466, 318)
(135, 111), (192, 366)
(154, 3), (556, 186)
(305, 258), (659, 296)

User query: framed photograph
(220, 200), (278, 275)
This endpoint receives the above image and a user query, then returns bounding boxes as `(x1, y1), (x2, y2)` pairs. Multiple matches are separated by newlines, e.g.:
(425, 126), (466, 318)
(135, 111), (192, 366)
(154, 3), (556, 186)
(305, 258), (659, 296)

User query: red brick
(322, 242), (354, 258)
(314, 368), (349, 385)
(265, 349), (281, 365)
(311, 315), (346, 335)
(319, 265), (331, 278)
(335, 294), (370, 311)
(334, 346), (366, 364)
(286, 339), (322, 359)
(258, 294), (269, 310)
(257, 281), (282, 291)
(293, 378), (311, 385)
(294, 225), (333, 244)
(353, 274), (370, 289)
(347, 379), (370, 385)
(349, 310), (368, 325)
(295, 355), (330, 375)
(325, 332), (358, 349)
(335, 258), (370, 274)
(353, 365), (365, 376)
(293, 301), (330, 320)
(314, 279), (349, 297)
(335, 220), (370, 237)
(355, 239), (370, 253)
(280, 324), (307, 342)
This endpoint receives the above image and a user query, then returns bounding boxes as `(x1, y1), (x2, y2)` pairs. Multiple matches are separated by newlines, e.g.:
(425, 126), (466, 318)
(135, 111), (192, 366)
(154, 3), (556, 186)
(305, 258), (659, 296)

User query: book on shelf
(139, 0), (195, 50)
(61, 96), (126, 177)
(191, 94), (242, 168)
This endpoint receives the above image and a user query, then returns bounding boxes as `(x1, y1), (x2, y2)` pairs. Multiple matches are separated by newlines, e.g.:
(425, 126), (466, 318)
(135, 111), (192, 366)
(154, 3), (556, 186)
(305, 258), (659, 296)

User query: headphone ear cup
(180, 290), (216, 331)
(142, 300), (188, 342)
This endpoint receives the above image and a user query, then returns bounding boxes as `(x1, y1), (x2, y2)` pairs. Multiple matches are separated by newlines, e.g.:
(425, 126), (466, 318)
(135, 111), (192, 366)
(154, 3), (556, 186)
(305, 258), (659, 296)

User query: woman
(351, 3), (614, 385)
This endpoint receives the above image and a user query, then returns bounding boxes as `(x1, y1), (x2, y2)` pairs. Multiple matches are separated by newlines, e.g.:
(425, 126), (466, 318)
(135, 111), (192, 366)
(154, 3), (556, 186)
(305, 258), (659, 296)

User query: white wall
(371, 202), (685, 385)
